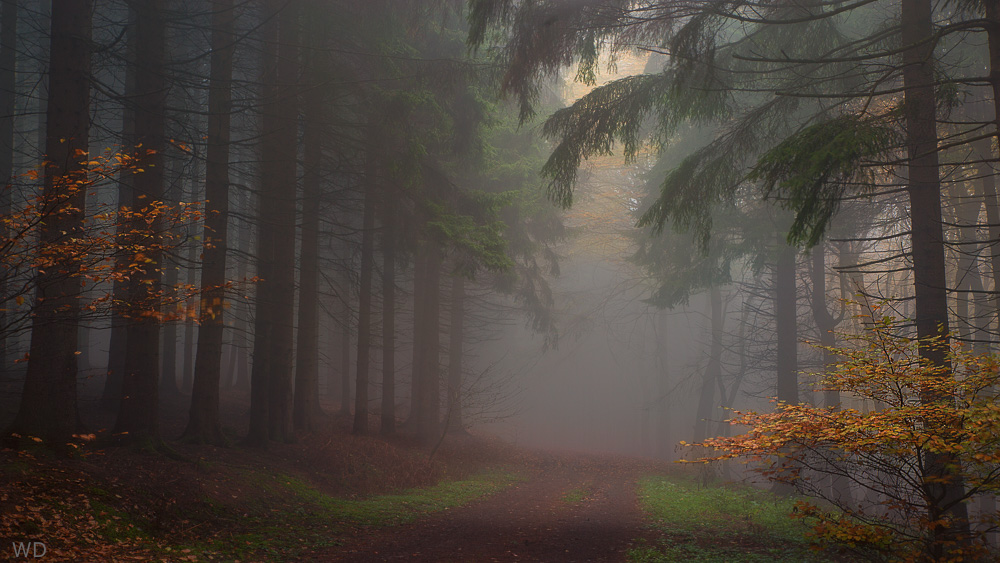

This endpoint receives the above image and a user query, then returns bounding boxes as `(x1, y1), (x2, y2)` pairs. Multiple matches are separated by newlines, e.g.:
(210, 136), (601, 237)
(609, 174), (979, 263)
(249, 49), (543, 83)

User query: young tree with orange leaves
(690, 307), (1000, 560)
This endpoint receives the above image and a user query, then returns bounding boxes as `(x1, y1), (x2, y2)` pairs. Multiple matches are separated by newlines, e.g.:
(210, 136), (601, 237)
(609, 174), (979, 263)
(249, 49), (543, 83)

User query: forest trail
(314, 455), (657, 562)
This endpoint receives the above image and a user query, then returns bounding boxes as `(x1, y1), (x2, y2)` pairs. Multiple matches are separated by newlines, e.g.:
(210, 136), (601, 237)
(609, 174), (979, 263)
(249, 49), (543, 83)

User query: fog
(3, 0), (1000, 559)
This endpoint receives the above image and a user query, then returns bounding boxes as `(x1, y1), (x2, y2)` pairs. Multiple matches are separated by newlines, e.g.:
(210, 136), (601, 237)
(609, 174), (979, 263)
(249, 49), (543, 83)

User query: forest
(3, 0), (1000, 561)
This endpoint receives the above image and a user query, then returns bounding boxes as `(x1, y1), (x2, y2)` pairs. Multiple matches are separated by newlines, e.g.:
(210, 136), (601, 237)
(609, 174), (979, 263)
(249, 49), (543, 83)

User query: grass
(629, 475), (842, 563)
(280, 468), (522, 526)
(560, 483), (591, 505)
(171, 468), (522, 560)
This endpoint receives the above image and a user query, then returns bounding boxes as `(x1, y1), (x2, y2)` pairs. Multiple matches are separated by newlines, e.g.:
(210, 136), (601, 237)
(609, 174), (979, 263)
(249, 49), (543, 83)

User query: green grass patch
(170, 469), (522, 561)
(560, 483), (591, 505)
(630, 475), (837, 563)
(281, 469), (522, 526)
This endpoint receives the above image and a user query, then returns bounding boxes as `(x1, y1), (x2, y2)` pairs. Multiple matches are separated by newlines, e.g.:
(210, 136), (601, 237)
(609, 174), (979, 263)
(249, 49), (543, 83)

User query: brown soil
(313, 452), (667, 562)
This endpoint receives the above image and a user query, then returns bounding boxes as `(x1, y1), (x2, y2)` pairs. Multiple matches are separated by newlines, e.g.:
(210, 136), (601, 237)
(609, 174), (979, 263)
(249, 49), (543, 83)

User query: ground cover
(628, 474), (856, 562)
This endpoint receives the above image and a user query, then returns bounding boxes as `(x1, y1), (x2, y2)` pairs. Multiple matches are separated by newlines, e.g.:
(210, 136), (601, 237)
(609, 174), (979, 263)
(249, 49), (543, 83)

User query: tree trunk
(446, 274), (465, 433)
(181, 238), (197, 393)
(184, 0), (235, 445)
(973, 137), (1000, 346)
(292, 33), (324, 432)
(953, 181), (986, 349)
(693, 287), (722, 441)
(7, 0), (92, 445)
(810, 244), (851, 504)
(771, 239), (798, 495)
(775, 240), (798, 406)
(247, 0), (299, 446)
(228, 196), (250, 390)
(902, 0), (969, 544)
(264, 0), (299, 444)
(115, 0), (167, 446)
(161, 264), (180, 399)
(339, 295), (352, 415)
(414, 239), (443, 443)
(352, 138), (377, 435)
(0, 0), (16, 375)
(655, 310), (671, 461)
(380, 194), (396, 436)
(102, 9), (137, 412)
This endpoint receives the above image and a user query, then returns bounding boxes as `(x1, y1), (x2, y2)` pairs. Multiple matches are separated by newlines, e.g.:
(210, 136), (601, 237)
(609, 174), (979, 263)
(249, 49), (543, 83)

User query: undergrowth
(171, 468), (522, 560)
(629, 475), (851, 563)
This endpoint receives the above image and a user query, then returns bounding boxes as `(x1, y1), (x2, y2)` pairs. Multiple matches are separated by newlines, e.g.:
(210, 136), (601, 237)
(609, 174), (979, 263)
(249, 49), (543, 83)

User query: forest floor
(0, 393), (856, 562)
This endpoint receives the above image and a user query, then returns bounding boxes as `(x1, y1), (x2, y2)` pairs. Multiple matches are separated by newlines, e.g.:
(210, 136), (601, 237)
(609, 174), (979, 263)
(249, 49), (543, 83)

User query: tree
(292, 3), (327, 432)
(352, 125), (377, 435)
(115, 0), (170, 446)
(693, 311), (1000, 560)
(0, 0), (15, 373)
(247, 0), (300, 446)
(470, 0), (982, 542)
(7, 0), (94, 447)
(183, 0), (237, 445)
(379, 183), (397, 436)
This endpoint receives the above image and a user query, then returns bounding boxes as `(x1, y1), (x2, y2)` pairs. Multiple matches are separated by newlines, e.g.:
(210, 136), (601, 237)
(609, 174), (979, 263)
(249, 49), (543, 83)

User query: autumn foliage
(0, 146), (245, 339)
(688, 306), (1000, 561)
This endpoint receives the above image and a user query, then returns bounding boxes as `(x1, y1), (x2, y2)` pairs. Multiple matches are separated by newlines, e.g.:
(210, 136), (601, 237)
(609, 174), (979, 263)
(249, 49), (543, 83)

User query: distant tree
(352, 124), (378, 435)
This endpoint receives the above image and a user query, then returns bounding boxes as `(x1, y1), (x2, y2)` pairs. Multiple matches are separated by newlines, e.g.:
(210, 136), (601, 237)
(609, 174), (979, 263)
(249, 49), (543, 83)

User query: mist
(2, 0), (1000, 561)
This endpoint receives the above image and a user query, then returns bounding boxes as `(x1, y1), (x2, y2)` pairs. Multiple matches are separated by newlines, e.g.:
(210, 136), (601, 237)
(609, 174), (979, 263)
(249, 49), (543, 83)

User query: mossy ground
(0, 421), (522, 562)
(628, 474), (856, 563)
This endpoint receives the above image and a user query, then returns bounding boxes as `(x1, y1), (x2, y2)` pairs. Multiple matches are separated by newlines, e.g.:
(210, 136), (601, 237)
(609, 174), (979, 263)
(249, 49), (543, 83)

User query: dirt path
(313, 455), (659, 562)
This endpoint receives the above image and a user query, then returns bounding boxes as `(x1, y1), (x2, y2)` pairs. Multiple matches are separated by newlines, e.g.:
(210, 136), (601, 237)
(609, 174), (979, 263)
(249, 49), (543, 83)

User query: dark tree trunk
(102, 10), (137, 412)
(446, 274), (465, 433)
(228, 200), (250, 390)
(7, 0), (92, 445)
(409, 245), (427, 426)
(352, 139), (377, 435)
(775, 240), (798, 406)
(0, 0), (15, 375)
(292, 33), (324, 432)
(339, 296), (352, 415)
(115, 0), (168, 446)
(184, 0), (235, 445)
(247, 0), (299, 446)
(264, 0), (299, 443)
(414, 239), (442, 443)
(181, 238), (196, 393)
(902, 0), (969, 544)
(380, 194), (396, 436)
(160, 264), (180, 399)
(987, 1), (1000, 154)
(771, 239), (799, 495)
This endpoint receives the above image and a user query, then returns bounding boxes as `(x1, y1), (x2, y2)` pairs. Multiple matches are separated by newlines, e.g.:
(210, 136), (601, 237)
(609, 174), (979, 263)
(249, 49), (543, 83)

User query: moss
(630, 475), (846, 562)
